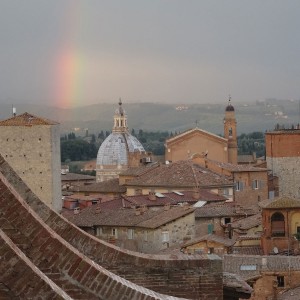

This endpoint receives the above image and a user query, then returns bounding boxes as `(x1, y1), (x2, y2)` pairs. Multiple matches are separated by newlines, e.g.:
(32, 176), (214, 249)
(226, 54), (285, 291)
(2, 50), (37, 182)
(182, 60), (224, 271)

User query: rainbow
(53, 2), (86, 108)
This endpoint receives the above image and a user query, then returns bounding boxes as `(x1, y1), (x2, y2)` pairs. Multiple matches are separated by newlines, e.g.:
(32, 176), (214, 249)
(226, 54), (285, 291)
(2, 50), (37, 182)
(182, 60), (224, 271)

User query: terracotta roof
(64, 193), (103, 201)
(122, 190), (227, 208)
(182, 233), (236, 248)
(195, 203), (257, 218)
(63, 205), (195, 229)
(206, 158), (268, 172)
(259, 197), (300, 209)
(61, 172), (96, 182)
(231, 213), (262, 230)
(72, 178), (126, 193)
(232, 246), (263, 255)
(126, 160), (232, 188)
(119, 162), (160, 176)
(236, 235), (261, 241)
(166, 127), (227, 144)
(0, 112), (58, 126)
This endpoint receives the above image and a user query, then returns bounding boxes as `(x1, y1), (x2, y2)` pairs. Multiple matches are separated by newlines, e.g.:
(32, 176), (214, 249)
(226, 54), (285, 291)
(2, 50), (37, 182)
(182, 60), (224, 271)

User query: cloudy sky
(0, 1), (299, 107)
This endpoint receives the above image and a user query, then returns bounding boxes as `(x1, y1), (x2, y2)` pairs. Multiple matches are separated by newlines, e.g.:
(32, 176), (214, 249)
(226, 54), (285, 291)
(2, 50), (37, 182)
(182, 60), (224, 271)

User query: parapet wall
(0, 229), (70, 299)
(0, 154), (223, 300)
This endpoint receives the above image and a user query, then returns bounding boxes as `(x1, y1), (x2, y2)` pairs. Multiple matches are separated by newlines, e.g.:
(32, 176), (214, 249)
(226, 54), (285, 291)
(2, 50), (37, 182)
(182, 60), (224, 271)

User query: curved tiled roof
(96, 132), (145, 166)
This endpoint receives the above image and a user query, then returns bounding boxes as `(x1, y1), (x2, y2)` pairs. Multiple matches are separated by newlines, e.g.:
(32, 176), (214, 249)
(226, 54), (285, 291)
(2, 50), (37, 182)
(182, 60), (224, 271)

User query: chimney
(148, 191), (156, 201)
(193, 187), (201, 200)
(164, 203), (171, 211)
(95, 207), (101, 214)
(74, 207), (80, 214)
(141, 204), (148, 212)
(182, 202), (190, 210)
(135, 208), (141, 215)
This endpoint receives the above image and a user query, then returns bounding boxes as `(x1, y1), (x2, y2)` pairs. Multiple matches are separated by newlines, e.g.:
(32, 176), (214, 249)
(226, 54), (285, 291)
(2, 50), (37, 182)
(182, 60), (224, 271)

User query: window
(271, 212), (285, 237)
(240, 265), (257, 271)
(96, 227), (102, 236)
(144, 230), (148, 242)
(277, 276), (284, 287)
(127, 229), (134, 240)
(224, 217), (231, 225)
(162, 231), (169, 243)
(235, 181), (244, 191)
(111, 228), (118, 238)
(223, 188), (230, 197)
(252, 180), (263, 190)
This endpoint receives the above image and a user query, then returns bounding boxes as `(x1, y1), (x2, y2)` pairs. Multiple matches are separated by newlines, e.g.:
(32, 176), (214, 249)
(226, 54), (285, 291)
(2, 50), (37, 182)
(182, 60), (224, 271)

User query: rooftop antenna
(12, 105), (16, 117)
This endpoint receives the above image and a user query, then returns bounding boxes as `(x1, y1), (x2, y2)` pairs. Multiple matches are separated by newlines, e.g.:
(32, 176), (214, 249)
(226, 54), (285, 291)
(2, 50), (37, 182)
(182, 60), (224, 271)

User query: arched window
(271, 212), (285, 237)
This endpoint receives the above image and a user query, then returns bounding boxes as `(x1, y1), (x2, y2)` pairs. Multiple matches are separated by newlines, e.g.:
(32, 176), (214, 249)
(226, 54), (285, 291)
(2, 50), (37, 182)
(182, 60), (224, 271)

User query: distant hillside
(1, 99), (299, 136)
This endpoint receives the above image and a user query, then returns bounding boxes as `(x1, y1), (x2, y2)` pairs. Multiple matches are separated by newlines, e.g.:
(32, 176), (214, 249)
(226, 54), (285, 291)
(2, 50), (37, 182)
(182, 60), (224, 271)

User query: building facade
(265, 129), (300, 198)
(0, 112), (62, 211)
(165, 98), (238, 164)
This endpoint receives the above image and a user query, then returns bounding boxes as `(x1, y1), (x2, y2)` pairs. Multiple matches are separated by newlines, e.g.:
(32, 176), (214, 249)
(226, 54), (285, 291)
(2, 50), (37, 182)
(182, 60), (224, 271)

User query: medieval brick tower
(223, 97), (238, 164)
(0, 112), (62, 211)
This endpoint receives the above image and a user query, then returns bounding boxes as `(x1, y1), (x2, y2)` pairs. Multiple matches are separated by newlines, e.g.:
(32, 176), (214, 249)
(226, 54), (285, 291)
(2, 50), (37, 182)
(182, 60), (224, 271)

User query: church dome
(225, 104), (234, 112)
(96, 132), (145, 166)
(96, 99), (147, 182)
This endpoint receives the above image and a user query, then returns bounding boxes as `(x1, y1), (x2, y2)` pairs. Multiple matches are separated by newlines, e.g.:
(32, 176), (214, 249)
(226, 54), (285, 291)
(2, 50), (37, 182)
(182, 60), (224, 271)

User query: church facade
(165, 99), (238, 164)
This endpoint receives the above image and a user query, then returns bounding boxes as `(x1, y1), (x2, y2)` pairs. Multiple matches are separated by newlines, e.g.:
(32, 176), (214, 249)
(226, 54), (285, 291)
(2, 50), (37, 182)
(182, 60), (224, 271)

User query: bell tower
(113, 98), (128, 133)
(224, 96), (238, 164)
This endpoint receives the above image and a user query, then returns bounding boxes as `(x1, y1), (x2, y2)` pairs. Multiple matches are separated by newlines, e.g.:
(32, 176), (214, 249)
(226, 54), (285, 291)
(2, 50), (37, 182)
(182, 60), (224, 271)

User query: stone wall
(266, 157), (300, 198)
(0, 124), (62, 211)
(0, 154), (223, 300)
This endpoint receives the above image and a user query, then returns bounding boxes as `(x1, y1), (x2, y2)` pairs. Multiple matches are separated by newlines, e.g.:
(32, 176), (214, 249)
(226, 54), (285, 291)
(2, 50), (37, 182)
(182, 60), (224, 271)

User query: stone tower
(224, 97), (238, 164)
(0, 112), (62, 212)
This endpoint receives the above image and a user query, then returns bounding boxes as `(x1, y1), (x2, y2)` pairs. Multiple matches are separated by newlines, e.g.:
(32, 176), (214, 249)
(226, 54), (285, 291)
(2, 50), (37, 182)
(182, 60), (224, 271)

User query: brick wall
(0, 229), (69, 299)
(0, 154), (223, 300)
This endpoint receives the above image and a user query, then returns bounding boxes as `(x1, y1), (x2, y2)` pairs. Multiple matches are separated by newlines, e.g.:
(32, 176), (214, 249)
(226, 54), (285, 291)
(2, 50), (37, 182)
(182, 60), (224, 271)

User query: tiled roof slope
(195, 203), (258, 218)
(231, 213), (262, 230)
(126, 160), (232, 188)
(61, 172), (96, 181)
(122, 190), (227, 207)
(119, 162), (160, 176)
(63, 205), (195, 229)
(72, 178), (126, 193)
(0, 112), (58, 126)
(206, 158), (268, 172)
(182, 233), (236, 248)
(259, 197), (300, 209)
